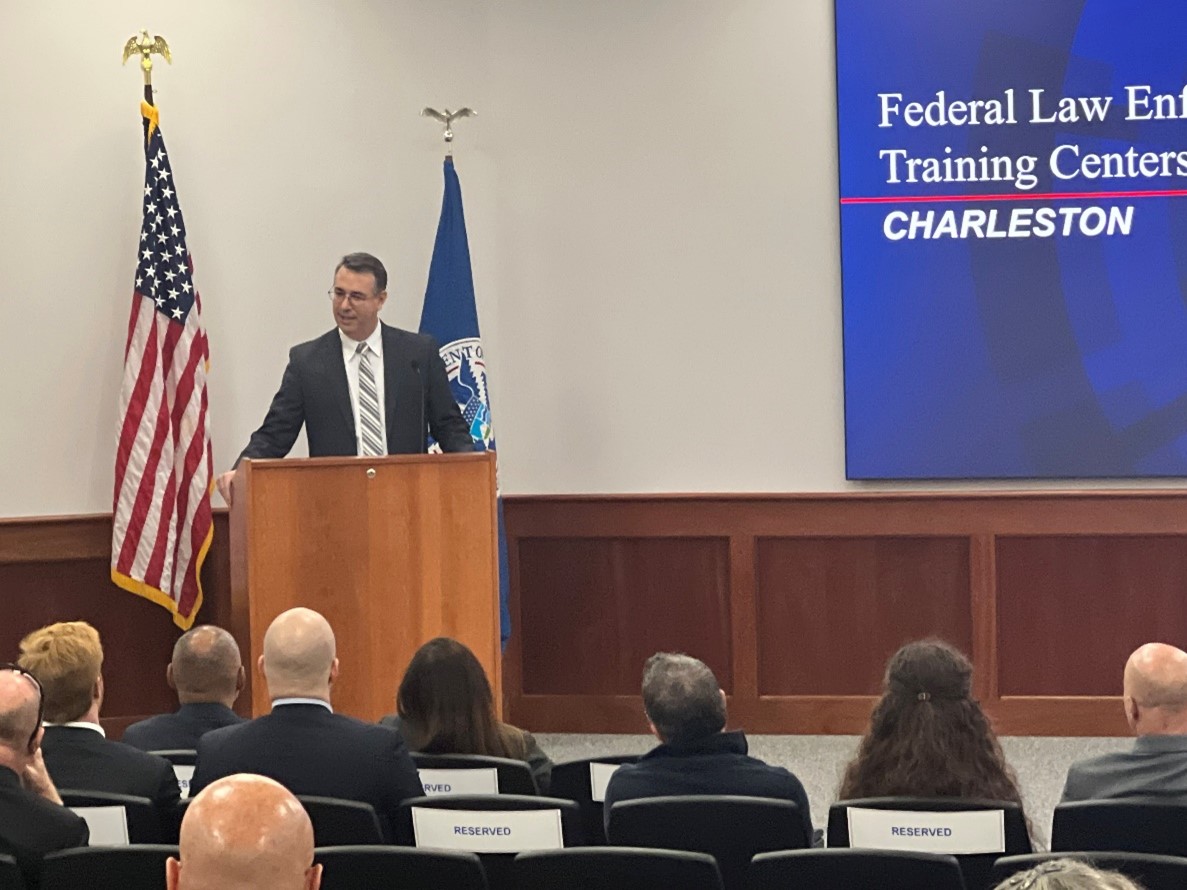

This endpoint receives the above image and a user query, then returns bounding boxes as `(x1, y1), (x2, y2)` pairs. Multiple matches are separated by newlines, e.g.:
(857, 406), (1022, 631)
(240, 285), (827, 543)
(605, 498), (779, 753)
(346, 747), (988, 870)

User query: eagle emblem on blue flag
(434, 336), (495, 452)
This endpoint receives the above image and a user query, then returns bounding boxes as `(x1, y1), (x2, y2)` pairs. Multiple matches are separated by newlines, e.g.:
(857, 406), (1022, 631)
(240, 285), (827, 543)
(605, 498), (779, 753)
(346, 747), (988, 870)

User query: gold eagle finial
(421, 107), (476, 148)
(122, 29), (172, 85)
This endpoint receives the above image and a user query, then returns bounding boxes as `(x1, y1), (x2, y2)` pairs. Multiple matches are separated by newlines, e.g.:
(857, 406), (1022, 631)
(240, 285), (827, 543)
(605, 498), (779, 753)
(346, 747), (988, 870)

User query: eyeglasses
(0, 664), (44, 749)
(327, 287), (378, 306)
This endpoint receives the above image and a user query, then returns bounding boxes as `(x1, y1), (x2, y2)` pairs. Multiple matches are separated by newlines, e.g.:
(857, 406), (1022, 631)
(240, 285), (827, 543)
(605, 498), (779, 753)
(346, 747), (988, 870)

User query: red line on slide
(840, 189), (1187, 204)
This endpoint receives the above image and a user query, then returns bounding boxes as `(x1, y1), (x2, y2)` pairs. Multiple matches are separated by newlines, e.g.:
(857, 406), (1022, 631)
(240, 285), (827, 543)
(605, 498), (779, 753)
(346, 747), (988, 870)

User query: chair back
(750, 848), (967, 890)
(148, 750), (197, 800)
(39, 844), (177, 890)
(1052, 800), (1187, 857)
(992, 851), (1187, 890)
(549, 755), (641, 844)
(829, 798), (1030, 890)
(606, 795), (807, 890)
(397, 794), (581, 890)
(513, 846), (723, 890)
(412, 753), (538, 795)
(298, 796), (385, 846)
(0, 854), (23, 890)
(315, 845), (488, 890)
(59, 790), (163, 845)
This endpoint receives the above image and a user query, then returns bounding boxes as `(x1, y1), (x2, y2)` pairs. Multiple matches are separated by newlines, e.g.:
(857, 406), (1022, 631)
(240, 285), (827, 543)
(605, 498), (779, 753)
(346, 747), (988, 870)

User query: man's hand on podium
(216, 470), (236, 507)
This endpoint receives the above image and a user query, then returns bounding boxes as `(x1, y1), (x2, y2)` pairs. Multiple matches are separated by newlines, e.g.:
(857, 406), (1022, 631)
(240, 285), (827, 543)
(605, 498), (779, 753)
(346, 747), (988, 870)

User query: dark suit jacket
(1061, 733), (1187, 801)
(602, 730), (813, 841)
(379, 713), (556, 793)
(121, 702), (246, 752)
(190, 703), (424, 838)
(40, 726), (180, 811)
(0, 765), (89, 888)
(237, 323), (475, 462)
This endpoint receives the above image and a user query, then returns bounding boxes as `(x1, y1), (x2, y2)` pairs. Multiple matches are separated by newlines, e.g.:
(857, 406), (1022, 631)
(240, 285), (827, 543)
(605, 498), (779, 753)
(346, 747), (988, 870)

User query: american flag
(111, 100), (212, 629)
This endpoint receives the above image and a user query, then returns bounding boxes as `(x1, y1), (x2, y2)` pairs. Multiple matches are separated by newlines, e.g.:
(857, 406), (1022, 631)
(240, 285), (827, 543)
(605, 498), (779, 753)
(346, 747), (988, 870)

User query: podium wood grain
(230, 453), (499, 720)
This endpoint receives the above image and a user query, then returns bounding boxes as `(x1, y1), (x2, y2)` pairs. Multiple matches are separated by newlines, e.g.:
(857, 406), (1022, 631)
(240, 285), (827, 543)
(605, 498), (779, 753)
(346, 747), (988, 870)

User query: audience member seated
(381, 637), (554, 792)
(602, 652), (812, 841)
(189, 608), (423, 836)
(1061, 642), (1187, 802)
(167, 773), (321, 890)
(122, 625), (246, 751)
(994, 858), (1144, 890)
(0, 667), (89, 884)
(838, 639), (1030, 831)
(18, 621), (180, 808)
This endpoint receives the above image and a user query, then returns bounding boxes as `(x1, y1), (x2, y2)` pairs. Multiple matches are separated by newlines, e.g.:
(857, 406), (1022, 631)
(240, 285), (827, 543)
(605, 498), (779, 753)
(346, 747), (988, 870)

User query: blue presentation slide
(837, 0), (1187, 479)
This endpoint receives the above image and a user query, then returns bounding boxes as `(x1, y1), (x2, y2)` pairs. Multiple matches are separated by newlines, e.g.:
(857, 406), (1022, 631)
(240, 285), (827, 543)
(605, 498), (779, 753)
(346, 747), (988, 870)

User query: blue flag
(420, 157), (511, 646)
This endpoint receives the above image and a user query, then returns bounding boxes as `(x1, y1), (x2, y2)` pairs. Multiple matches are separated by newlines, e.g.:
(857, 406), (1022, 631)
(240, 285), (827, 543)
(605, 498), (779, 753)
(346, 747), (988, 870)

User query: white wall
(1, 1), (1177, 518)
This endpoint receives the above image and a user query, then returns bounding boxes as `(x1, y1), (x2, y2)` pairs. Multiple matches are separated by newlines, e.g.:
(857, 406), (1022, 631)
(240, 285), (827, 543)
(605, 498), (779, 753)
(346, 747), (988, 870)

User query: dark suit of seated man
(18, 622), (180, 810)
(190, 608), (423, 839)
(0, 668), (89, 887)
(603, 652), (814, 843)
(1062, 642), (1187, 802)
(122, 625), (246, 752)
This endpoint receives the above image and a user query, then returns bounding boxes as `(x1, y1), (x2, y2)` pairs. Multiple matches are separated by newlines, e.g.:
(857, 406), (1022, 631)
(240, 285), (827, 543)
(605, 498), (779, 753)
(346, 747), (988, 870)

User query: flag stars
(166, 206), (178, 219)
(162, 186), (174, 200)
(146, 265), (156, 278)
(181, 281), (192, 294)
(164, 268), (176, 282)
(171, 306), (183, 320)
(156, 167), (171, 181)
(155, 295), (166, 307)
(170, 224), (180, 237)
(141, 248), (152, 261)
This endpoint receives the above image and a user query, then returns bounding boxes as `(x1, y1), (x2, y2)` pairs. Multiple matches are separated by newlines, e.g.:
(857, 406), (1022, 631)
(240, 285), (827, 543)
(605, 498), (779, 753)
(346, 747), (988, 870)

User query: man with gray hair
(123, 625), (246, 751)
(1061, 642), (1187, 801)
(189, 608), (422, 838)
(0, 667), (89, 883)
(603, 652), (813, 841)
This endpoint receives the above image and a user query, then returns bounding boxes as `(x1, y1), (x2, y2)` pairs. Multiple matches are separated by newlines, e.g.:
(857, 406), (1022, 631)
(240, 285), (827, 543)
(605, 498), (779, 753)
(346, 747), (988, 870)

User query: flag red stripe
(113, 309), (159, 502)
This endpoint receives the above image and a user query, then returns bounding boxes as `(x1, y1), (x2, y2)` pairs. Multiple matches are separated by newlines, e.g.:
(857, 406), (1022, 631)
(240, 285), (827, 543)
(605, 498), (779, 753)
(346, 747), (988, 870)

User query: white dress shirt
(339, 325), (387, 455)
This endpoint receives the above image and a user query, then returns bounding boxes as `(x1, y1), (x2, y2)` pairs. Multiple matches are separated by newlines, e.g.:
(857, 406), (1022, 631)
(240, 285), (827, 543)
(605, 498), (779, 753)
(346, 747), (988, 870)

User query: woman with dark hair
(838, 639), (1027, 812)
(381, 637), (554, 792)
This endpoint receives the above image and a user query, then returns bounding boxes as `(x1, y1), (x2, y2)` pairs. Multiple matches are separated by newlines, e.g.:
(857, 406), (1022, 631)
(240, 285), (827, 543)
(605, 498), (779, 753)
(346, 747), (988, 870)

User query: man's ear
(328, 658), (340, 686)
(166, 664), (176, 691)
(306, 862), (323, 889)
(94, 675), (104, 706)
(375, 290), (388, 310)
(235, 665), (246, 693)
(257, 654), (266, 679)
(166, 856), (181, 890)
(28, 725), (43, 757)
(1123, 695), (1140, 730)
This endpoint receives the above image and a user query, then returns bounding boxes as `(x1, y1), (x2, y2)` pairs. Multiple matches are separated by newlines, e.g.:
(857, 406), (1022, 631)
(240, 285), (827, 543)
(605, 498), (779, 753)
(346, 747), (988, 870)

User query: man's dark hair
(335, 252), (388, 294)
(172, 626), (242, 702)
(641, 652), (726, 745)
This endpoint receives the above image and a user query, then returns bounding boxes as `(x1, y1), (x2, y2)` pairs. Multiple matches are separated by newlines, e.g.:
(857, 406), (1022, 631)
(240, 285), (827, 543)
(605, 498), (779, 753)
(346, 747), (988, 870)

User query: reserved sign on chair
(411, 806), (564, 853)
(418, 768), (500, 796)
(846, 807), (1005, 855)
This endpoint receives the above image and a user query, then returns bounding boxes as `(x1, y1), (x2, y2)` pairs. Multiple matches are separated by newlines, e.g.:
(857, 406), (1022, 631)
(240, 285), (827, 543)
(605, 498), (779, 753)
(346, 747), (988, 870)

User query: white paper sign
(411, 806), (564, 853)
(846, 807), (1005, 855)
(589, 762), (623, 802)
(71, 806), (131, 846)
(173, 764), (195, 800)
(418, 768), (500, 796)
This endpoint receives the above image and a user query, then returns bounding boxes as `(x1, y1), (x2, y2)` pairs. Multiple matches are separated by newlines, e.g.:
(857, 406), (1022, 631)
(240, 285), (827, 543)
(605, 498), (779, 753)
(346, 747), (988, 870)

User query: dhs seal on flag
(433, 337), (495, 453)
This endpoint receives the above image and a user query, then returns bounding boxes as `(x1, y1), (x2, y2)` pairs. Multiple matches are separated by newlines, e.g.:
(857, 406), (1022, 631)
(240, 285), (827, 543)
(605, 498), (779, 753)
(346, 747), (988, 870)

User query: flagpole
(122, 28), (172, 106)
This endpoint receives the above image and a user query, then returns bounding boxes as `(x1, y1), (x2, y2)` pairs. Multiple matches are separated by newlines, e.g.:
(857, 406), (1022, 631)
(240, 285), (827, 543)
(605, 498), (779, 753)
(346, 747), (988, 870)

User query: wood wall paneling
(754, 536), (971, 696)
(516, 536), (732, 696)
(8, 492), (1187, 738)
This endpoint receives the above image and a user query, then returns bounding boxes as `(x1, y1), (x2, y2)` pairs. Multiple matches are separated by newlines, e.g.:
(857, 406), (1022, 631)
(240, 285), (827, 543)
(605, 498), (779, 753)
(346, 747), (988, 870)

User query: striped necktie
(355, 342), (384, 456)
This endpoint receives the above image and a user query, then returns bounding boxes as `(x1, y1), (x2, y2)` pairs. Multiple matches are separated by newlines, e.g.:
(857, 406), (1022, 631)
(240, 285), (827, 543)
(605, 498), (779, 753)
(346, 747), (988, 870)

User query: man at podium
(217, 252), (473, 504)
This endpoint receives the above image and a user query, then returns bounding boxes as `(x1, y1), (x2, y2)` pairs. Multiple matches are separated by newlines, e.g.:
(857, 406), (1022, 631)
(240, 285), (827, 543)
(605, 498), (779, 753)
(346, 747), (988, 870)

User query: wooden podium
(229, 452), (500, 720)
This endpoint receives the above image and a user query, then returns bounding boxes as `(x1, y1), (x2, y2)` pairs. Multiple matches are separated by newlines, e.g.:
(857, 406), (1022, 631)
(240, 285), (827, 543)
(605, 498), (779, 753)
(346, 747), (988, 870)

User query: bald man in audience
(123, 625), (247, 751)
(0, 669), (89, 884)
(189, 608), (423, 839)
(167, 773), (320, 889)
(1061, 642), (1187, 801)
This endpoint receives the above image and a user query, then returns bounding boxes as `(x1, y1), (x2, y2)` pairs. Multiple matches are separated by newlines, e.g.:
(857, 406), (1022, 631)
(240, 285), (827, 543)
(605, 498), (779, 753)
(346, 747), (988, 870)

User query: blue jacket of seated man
(601, 729), (813, 842)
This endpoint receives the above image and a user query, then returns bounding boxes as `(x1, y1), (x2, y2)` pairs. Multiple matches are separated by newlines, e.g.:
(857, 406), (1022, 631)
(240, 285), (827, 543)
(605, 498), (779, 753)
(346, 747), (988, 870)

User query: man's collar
(271, 697), (333, 713)
(1133, 733), (1187, 752)
(45, 721), (105, 737)
(338, 323), (383, 355)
